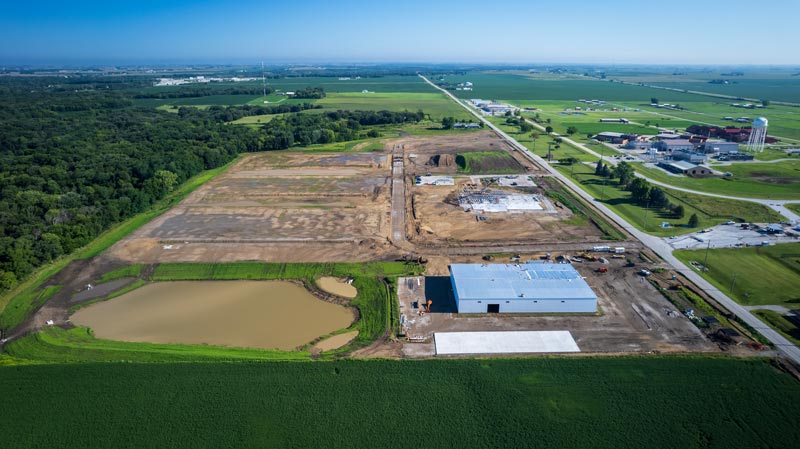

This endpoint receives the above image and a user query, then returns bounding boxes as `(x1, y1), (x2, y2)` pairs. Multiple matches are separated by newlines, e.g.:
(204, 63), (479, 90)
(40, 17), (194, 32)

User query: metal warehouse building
(449, 263), (597, 314)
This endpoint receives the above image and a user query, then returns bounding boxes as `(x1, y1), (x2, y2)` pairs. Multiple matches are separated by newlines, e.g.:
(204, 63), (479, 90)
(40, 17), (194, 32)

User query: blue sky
(2, 0), (799, 65)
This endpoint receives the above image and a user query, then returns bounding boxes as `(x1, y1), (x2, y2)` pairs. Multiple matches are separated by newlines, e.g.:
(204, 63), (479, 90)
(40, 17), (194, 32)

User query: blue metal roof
(450, 262), (596, 301)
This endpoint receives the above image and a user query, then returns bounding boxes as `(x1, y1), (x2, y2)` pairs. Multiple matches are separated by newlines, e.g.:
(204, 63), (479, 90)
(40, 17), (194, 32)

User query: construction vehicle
(597, 267), (608, 273)
(426, 300), (433, 313)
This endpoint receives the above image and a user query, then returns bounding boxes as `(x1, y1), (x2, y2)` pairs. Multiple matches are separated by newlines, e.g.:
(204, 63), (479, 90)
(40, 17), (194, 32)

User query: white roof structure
(435, 331), (580, 355)
(449, 262), (596, 301)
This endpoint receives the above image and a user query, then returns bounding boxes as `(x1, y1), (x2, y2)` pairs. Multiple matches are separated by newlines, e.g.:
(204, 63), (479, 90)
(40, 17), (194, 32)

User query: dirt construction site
(108, 151), (396, 263)
(94, 130), (764, 359)
(107, 131), (618, 264)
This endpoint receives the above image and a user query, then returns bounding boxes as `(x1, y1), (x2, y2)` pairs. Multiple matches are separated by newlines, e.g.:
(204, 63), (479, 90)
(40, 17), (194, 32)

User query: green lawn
(632, 161), (800, 200)
(486, 117), (601, 162)
(0, 358), (797, 448)
(787, 203), (800, 214)
(674, 244), (800, 306)
(555, 163), (782, 236)
(753, 309), (800, 346)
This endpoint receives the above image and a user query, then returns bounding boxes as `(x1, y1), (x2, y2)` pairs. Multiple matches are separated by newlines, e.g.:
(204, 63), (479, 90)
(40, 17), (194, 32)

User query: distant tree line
(198, 103), (321, 122)
(134, 86), (273, 99)
(257, 110), (423, 149)
(291, 87), (326, 99)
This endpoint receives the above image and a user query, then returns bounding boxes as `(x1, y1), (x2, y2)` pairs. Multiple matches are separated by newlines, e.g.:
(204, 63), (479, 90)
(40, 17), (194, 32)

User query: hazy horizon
(3, 0), (800, 66)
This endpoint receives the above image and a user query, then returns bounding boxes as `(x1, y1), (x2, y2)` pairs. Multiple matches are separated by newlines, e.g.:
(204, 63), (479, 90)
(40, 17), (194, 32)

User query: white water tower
(745, 117), (768, 153)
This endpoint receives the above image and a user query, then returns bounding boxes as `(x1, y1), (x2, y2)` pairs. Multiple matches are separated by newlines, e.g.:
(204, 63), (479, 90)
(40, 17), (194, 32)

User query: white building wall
(456, 297), (596, 314)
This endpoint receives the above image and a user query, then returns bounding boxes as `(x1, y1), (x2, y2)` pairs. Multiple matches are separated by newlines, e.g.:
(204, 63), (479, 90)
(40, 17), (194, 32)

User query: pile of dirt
(427, 154), (455, 167)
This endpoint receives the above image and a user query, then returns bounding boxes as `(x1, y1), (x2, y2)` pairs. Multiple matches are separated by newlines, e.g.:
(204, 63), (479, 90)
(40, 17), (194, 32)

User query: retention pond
(71, 281), (354, 350)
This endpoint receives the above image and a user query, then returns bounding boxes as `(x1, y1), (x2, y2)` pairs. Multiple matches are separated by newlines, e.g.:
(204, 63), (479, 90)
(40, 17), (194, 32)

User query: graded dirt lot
(397, 257), (717, 357)
(107, 151), (395, 263)
(410, 178), (604, 244)
(394, 132), (606, 246)
(399, 131), (536, 175)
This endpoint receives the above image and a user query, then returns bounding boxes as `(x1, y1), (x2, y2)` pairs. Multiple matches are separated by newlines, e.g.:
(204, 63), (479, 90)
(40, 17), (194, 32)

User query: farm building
(657, 161), (712, 177)
(449, 263), (597, 314)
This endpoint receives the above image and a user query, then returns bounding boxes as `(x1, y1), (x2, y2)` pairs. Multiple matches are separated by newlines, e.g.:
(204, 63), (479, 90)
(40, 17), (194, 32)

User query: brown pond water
(317, 277), (358, 298)
(70, 281), (354, 350)
(313, 330), (359, 352)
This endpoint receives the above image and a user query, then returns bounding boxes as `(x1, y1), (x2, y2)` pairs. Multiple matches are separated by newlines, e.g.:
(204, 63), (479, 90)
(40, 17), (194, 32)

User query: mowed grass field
(486, 117), (602, 162)
(674, 243), (800, 306)
(633, 161), (800, 200)
(753, 309), (800, 346)
(556, 163), (783, 236)
(0, 358), (798, 449)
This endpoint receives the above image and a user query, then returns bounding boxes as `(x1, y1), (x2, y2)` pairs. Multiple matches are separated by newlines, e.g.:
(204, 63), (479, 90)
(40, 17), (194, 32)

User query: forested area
(0, 77), (422, 292)
(291, 87), (326, 99)
(133, 85), (271, 99)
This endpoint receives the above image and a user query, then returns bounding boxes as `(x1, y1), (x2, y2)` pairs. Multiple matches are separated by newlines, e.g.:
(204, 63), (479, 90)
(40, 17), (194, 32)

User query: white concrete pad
(434, 331), (580, 355)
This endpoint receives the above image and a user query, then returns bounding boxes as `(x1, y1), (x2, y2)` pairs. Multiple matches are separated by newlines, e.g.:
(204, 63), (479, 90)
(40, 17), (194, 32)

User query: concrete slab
(434, 330), (580, 355)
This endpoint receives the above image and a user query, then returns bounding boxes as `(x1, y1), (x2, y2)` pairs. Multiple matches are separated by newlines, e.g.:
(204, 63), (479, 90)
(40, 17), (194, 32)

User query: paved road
(420, 74), (800, 365)
(391, 144), (405, 243)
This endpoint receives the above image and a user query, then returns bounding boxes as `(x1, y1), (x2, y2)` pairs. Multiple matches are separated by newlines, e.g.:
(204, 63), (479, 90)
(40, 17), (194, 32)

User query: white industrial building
(449, 263), (597, 314)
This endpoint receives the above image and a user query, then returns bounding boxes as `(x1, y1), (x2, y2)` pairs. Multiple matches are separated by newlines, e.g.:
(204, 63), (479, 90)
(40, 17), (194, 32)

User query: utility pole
(729, 272), (737, 293)
(703, 239), (711, 271)
(643, 200), (650, 231)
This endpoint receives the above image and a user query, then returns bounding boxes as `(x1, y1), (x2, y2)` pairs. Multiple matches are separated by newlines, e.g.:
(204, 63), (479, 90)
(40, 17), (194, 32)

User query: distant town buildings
(469, 99), (515, 115)
(153, 76), (257, 86)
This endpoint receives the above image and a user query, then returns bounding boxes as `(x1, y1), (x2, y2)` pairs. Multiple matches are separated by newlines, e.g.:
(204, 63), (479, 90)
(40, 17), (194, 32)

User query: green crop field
(316, 92), (472, 120)
(632, 162), (800, 200)
(674, 244), (800, 306)
(556, 163), (783, 236)
(443, 72), (705, 103)
(264, 75), (436, 93)
(0, 357), (797, 449)
(647, 79), (800, 103)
